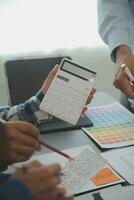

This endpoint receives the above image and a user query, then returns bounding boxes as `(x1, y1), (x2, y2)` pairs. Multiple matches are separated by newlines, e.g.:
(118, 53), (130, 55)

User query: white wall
(0, 45), (120, 106)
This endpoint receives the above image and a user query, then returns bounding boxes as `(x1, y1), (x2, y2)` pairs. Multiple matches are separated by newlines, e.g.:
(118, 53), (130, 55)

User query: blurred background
(0, 0), (120, 106)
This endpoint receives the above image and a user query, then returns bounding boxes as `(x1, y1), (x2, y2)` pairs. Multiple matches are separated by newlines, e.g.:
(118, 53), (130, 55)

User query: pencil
(38, 140), (74, 161)
(121, 64), (134, 85)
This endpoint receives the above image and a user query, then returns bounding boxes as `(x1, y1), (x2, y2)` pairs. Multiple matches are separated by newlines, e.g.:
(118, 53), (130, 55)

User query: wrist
(116, 45), (132, 64)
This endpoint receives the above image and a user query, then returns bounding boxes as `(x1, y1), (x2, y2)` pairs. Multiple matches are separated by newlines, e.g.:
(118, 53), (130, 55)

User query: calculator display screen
(56, 74), (69, 82)
(61, 60), (96, 81)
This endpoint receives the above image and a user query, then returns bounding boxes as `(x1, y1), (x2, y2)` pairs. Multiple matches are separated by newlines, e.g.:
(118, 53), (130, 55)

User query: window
(0, 0), (103, 54)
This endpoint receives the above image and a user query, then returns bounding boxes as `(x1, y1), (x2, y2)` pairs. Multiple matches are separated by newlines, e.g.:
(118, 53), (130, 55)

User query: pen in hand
(121, 64), (134, 85)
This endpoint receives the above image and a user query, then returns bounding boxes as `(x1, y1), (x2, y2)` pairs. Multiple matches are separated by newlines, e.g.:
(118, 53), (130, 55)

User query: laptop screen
(5, 56), (71, 106)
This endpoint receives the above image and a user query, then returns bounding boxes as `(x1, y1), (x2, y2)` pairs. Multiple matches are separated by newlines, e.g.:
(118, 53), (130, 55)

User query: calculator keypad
(40, 78), (90, 124)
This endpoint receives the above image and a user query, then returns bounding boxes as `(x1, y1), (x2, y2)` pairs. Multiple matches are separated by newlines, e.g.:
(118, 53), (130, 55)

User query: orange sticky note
(91, 167), (120, 186)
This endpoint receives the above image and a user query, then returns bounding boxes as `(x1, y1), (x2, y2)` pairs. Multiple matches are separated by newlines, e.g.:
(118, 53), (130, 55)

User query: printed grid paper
(61, 148), (107, 195)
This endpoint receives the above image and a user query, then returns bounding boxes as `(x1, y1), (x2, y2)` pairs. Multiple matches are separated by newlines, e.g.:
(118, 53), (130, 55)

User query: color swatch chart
(82, 102), (134, 149)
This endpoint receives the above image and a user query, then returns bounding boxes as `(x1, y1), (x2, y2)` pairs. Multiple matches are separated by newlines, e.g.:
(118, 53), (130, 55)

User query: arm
(1, 65), (60, 124)
(0, 120), (40, 164)
(0, 92), (49, 124)
(0, 174), (32, 200)
(2, 65), (95, 123)
(97, 0), (134, 99)
(10, 161), (73, 200)
(6, 91), (50, 124)
(0, 161), (74, 200)
(0, 121), (8, 171)
(97, 0), (132, 62)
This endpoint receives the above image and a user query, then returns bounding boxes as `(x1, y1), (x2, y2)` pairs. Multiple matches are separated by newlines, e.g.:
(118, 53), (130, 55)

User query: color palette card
(82, 102), (134, 149)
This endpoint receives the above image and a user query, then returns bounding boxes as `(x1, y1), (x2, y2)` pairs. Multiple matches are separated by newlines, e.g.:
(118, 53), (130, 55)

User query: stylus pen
(38, 140), (74, 161)
(121, 64), (134, 85)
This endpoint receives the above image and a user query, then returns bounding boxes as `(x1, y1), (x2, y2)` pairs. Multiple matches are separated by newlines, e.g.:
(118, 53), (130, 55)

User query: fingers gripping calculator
(40, 58), (96, 125)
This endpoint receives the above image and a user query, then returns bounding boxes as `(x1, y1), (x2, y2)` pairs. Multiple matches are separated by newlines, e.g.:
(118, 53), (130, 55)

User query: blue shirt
(0, 174), (32, 200)
(97, 0), (134, 62)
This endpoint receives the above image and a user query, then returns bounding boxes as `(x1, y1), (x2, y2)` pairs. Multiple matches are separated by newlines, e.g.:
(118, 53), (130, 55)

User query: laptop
(4, 56), (93, 133)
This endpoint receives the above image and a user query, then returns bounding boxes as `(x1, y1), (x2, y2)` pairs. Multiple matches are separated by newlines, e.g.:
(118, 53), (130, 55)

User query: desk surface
(6, 92), (127, 199)
(40, 92), (117, 199)
(7, 92), (118, 199)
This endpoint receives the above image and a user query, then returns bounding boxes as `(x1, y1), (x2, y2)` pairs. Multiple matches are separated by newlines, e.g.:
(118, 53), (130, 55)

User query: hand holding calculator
(40, 58), (96, 125)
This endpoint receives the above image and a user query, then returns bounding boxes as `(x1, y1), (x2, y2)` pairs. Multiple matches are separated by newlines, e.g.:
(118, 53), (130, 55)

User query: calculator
(40, 58), (96, 125)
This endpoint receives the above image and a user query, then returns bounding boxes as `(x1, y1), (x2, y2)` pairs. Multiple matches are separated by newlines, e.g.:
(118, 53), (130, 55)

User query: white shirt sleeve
(97, 0), (133, 62)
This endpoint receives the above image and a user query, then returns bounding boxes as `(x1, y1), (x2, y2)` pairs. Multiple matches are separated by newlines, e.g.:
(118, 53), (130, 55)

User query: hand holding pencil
(121, 64), (134, 85)
(113, 54), (134, 99)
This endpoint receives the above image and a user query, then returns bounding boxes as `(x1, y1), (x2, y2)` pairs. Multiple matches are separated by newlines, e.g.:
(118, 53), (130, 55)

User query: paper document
(61, 148), (107, 195)
(14, 145), (124, 195)
(102, 146), (134, 184)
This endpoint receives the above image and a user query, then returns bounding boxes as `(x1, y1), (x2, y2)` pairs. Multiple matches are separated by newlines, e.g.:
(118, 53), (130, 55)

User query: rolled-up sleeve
(5, 92), (51, 124)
